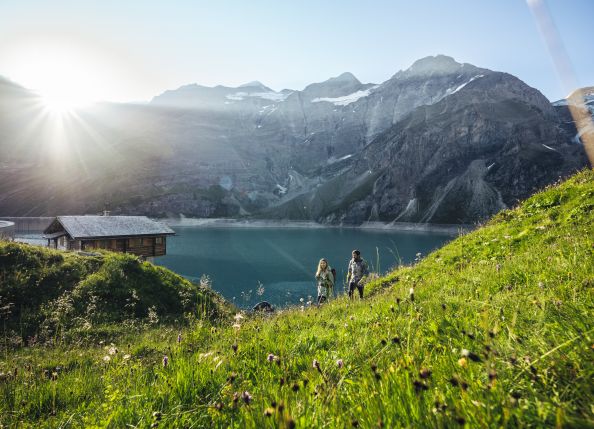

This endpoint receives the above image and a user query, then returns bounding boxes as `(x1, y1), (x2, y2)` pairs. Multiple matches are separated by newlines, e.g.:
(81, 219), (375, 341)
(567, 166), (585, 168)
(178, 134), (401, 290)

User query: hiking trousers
(348, 281), (364, 299)
(317, 286), (333, 304)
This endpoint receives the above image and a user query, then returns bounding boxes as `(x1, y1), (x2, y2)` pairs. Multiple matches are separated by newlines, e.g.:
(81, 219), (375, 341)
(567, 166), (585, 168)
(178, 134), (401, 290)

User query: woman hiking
(315, 258), (335, 304)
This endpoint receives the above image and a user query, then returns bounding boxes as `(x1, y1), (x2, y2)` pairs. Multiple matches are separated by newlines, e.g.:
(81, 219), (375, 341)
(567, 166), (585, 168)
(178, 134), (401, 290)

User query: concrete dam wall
(0, 220), (15, 239)
(0, 217), (53, 235)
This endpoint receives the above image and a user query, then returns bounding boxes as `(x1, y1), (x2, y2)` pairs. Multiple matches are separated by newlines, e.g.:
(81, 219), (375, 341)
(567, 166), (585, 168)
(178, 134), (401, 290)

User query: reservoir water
(154, 226), (456, 308)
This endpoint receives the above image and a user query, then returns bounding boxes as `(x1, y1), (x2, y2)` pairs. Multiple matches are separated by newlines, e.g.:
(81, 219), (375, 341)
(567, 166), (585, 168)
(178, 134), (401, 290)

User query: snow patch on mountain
(552, 99), (569, 107)
(542, 144), (558, 152)
(552, 97), (594, 108)
(444, 75), (485, 96)
(226, 92), (248, 101)
(258, 105), (279, 118)
(552, 87), (594, 109)
(226, 91), (291, 102)
(311, 86), (379, 106)
(326, 154), (353, 164)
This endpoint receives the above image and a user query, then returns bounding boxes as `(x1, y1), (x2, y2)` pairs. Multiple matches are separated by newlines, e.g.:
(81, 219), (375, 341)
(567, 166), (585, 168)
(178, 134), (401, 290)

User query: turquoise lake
(154, 226), (456, 308)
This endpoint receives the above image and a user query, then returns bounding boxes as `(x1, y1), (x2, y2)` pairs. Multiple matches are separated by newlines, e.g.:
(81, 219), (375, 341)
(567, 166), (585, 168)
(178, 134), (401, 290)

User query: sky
(0, 0), (592, 103)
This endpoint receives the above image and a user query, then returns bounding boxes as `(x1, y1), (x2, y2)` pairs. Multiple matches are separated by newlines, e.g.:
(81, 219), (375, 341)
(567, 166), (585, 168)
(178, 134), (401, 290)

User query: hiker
(315, 258), (335, 304)
(347, 249), (369, 299)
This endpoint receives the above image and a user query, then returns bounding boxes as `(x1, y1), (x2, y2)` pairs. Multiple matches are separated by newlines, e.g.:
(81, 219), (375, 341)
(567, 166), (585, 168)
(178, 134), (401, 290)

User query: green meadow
(1, 169), (593, 428)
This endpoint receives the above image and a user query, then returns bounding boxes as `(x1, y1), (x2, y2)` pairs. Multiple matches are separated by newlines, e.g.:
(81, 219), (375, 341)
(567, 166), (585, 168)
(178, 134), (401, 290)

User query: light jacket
(316, 267), (335, 289)
(347, 258), (369, 283)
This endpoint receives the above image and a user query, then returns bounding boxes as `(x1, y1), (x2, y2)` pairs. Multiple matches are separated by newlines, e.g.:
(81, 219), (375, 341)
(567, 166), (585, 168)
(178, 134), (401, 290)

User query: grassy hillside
(1, 169), (593, 428)
(0, 244), (234, 343)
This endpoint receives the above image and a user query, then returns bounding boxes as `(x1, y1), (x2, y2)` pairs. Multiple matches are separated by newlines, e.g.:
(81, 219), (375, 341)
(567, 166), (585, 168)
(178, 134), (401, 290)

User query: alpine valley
(0, 55), (589, 224)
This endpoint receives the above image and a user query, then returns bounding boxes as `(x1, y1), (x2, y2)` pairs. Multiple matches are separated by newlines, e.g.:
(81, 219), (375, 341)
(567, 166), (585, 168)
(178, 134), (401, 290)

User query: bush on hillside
(0, 243), (232, 343)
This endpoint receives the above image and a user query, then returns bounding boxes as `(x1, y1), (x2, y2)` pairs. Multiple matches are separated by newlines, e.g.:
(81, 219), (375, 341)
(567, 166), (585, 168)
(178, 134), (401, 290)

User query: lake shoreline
(161, 218), (472, 234)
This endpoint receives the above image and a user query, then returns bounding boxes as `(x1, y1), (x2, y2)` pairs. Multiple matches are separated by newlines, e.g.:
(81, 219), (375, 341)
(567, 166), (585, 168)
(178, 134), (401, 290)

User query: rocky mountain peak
(411, 54), (460, 70)
(238, 81), (272, 91)
(570, 86), (594, 97)
(0, 75), (28, 91)
(301, 72), (363, 99)
(0, 74), (37, 101)
(0, 75), (16, 86)
(327, 72), (360, 85)
(393, 55), (477, 79)
(566, 86), (594, 105)
(553, 86), (594, 107)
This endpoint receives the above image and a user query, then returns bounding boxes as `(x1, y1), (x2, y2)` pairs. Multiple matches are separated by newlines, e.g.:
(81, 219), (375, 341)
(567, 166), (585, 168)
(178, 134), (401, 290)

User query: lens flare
(527, 0), (594, 166)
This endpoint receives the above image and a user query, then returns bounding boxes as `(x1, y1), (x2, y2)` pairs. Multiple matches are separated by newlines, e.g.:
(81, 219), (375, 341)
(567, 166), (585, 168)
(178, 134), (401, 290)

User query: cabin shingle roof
(47, 216), (175, 239)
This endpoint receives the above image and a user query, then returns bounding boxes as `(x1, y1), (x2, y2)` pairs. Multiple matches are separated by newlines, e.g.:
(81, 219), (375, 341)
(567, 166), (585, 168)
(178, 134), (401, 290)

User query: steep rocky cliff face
(265, 72), (587, 223)
(0, 57), (589, 223)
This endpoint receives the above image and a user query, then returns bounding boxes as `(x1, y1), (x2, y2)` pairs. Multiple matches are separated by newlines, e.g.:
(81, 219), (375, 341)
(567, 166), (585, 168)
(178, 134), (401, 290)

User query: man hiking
(347, 249), (369, 299)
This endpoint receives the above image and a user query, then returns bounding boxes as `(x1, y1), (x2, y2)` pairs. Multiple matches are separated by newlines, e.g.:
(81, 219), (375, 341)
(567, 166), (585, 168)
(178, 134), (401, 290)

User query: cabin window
(155, 237), (163, 244)
(129, 238), (141, 247)
(142, 237), (153, 246)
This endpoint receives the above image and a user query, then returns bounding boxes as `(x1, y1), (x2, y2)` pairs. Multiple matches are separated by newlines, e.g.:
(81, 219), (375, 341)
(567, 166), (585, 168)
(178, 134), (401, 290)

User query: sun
(34, 60), (102, 115)
(1, 40), (121, 160)
(7, 42), (111, 114)
(39, 92), (91, 115)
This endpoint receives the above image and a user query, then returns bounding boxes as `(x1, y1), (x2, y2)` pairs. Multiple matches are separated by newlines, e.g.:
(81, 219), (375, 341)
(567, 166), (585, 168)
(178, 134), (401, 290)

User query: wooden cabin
(43, 216), (175, 257)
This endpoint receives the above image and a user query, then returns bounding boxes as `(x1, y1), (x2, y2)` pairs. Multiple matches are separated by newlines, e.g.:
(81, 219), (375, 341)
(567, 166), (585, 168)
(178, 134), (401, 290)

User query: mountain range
(0, 55), (589, 223)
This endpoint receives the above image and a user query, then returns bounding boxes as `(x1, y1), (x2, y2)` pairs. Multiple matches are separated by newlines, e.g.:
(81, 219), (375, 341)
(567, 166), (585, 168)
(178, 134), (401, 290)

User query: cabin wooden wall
(80, 236), (167, 257)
